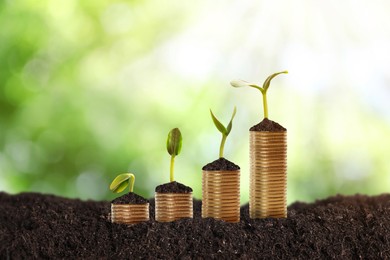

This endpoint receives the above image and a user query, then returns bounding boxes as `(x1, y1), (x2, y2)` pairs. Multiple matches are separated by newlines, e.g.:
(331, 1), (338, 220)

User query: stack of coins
(155, 193), (193, 222)
(202, 170), (240, 223)
(249, 131), (287, 218)
(111, 203), (149, 224)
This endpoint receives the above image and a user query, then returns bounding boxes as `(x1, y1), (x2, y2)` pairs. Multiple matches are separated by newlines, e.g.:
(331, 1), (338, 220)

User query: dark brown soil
(1, 192), (390, 259)
(111, 192), (148, 204)
(202, 157), (240, 171)
(250, 118), (287, 131)
(155, 181), (193, 193)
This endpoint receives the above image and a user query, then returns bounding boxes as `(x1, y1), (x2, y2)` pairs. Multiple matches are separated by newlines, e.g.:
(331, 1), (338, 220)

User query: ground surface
(0, 192), (389, 259)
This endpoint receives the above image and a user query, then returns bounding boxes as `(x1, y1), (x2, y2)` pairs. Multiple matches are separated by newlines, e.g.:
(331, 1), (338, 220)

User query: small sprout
(210, 106), (237, 158)
(230, 71), (288, 119)
(110, 173), (136, 193)
(166, 128), (182, 182)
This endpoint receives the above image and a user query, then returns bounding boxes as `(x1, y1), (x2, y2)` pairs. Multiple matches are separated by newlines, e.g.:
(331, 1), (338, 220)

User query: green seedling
(110, 173), (136, 193)
(230, 71), (288, 119)
(167, 128), (182, 182)
(210, 107), (237, 158)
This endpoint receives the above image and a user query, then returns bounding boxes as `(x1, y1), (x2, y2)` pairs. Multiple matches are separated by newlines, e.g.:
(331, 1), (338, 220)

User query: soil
(1, 192), (389, 259)
(155, 181), (193, 193)
(250, 118), (287, 131)
(202, 157), (240, 171)
(111, 192), (148, 204)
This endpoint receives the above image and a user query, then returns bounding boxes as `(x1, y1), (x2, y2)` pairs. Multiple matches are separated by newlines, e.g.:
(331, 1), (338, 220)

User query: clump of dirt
(155, 181), (193, 193)
(202, 157), (240, 171)
(0, 192), (389, 259)
(111, 192), (148, 204)
(250, 118), (286, 131)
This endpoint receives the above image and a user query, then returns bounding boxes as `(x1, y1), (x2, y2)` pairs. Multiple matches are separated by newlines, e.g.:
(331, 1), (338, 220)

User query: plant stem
(129, 174), (135, 193)
(170, 155), (175, 182)
(219, 134), (227, 158)
(262, 92), (268, 118)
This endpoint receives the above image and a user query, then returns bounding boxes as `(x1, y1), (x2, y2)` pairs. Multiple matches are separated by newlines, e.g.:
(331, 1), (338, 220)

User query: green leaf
(230, 80), (251, 88)
(230, 80), (263, 93)
(226, 106), (237, 135)
(112, 181), (129, 193)
(263, 71), (288, 92)
(210, 109), (227, 135)
(167, 128), (182, 156)
(110, 173), (131, 193)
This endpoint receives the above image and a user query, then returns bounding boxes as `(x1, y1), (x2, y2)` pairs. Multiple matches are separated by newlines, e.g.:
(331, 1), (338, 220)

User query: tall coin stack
(249, 131), (287, 218)
(111, 203), (149, 225)
(155, 193), (193, 222)
(202, 170), (240, 223)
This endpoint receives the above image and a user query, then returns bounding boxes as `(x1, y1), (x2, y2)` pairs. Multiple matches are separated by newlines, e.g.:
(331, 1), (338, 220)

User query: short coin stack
(202, 170), (240, 223)
(249, 131), (287, 218)
(111, 203), (149, 225)
(155, 193), (193, 222)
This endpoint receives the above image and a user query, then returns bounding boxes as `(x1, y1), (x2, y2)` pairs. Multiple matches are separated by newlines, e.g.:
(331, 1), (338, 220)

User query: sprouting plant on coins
(210, 106), (237, 158)
(110, 173), (136, 193)
(167, 128), (182, 182)
(230, 71), (288, 119)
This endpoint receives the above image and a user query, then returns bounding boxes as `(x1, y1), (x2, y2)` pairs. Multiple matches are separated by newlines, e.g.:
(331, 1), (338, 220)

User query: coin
(250, 131), (287, 219)
(111, 203), (149, 225)
(202, 170), (240, 223)
(155, 192), (193, 222)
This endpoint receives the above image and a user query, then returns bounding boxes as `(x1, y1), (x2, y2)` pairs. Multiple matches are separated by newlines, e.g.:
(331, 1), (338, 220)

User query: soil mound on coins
(1, 192), (390, 259)
(111, 192), (148, 204)
(202, 157), (240, 171)
(250, 118), (286, 131)
(155, 181), (193, 193)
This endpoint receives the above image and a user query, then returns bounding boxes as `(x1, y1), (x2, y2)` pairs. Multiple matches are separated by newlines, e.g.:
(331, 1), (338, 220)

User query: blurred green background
(1, 0), (390, 204)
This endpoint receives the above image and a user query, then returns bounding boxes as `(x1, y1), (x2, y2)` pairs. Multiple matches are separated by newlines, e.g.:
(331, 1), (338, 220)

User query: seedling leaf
(230, 80), (263, 93)
(167, 128), (182, 156)
(210, 109), (227, 134)
(230, 80), (250, 88)
(226, 106), (237, 135)
(263, 71), (288, 92)
(167, 128), (183, 182)
(210, 107), (237, 158)
(112, 181), (129, 193)
(110, 173), (135, 193)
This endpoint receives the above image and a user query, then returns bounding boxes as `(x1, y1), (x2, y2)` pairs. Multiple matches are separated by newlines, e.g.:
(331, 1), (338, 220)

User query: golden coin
(111, 203), (149, 225)
(155, 192), (193, 222)
(249, 130), (287, 219)
(202, 170), (240, 223)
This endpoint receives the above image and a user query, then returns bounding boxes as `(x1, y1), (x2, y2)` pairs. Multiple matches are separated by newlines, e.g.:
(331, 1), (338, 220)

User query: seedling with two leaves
(210, 106), (237, 158)
(230, 71), (288, 119)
